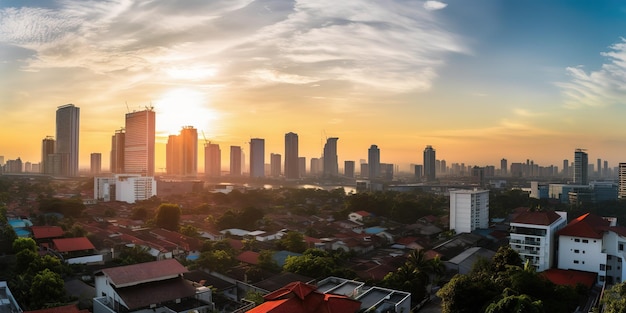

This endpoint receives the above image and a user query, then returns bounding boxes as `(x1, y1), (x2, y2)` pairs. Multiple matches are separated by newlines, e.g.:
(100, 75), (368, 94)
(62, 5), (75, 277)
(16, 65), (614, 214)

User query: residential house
(509, 210), (567, 271)
(348, 211), (371, 224)
(51, 237), (103, 264)
(93, 259), (213, 313)
(316, 277), (412, 313)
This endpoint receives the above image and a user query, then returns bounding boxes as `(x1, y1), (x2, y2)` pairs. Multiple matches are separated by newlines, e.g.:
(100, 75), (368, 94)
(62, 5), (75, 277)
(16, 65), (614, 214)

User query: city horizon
(3, 1), (626, 171)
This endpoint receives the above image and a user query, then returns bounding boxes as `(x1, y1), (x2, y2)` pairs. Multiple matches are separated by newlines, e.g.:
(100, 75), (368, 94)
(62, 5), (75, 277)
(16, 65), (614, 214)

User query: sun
(153, 88), (219, 137)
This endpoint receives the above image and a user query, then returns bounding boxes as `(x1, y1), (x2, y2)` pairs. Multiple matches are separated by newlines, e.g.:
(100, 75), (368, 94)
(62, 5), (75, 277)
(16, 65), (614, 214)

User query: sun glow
(153, 88), (220, 137)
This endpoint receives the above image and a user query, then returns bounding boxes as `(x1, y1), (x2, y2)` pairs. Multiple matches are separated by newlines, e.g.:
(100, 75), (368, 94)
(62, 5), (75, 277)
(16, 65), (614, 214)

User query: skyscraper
(323, 137), (339, 177)
(619, 163), (626, 199)
(500, 158), (507, 176)
(165, 126), (198, 177)
(562, 159), (569, 177)
(368, 145), (380, 180)
(250, 138), (265, 178)
(124, 109), (155, 176)
(91, 153), (102, 175)
(41, 136), (55, 174)
(298, 157), (306, 177)
(270, 153), (281, 177)
(423, 145), (436, 182)
(204, 142), (221, 177)
(230, 146), (242, 176)
(284, 132), (299, 180)
(449, 189), (489, 233)
(55, 104), (80, 176)
(573, 149), (588, 185)
(344, 160), (355, 178)
(110, 129), (125, 173)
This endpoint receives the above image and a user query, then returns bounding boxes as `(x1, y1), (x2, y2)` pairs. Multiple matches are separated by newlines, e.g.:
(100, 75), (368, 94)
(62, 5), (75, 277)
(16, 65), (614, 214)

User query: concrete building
(115, 174), (156, 203)
(368, 145), (380, 179)
(284, 132), (299, 180)
(449, 189), (489, 234)
(250, 138), (265, 178)
(124, 109), (155, 176)
(573, 148), (588, 185)
(323, 137), (339, 177)
(41, 136), (55, 174)
(298, 157), (306, 178)
(619, 163), (626, 199)
(500, 158), (507, 176)
(110, 128), (125, 174)
(204, 142), (221, 177)
(91, 153), (102, 175)
(310, 158), (321, 176)
(344, 160), (355, 178)
(510, 210), (567, 271)
(270, 153), (281, 178)
(230, 146), (242, 176)
(424, 145), (436, 181)
(55, 104), (80, 176)
(166, 126), (197, 177)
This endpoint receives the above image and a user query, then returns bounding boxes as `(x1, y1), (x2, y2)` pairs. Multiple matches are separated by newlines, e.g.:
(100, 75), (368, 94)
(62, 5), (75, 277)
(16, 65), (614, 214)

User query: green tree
(437, 273), (500, 313)
(180, 225), (199, 237)
(601, 282), (626, 313)
(492, 245), (522, 272)
(257, 249), (280, 272)
(485, 293), (543, 313)
(13, 237), (37, 253)
(115, 245), (156, 265)
(197, 250), (237, 273)
(15, 249), (38, 273)
(277, 231), (307, 253)
(155, 203), (181, 231)
(29, 269), (65, 309)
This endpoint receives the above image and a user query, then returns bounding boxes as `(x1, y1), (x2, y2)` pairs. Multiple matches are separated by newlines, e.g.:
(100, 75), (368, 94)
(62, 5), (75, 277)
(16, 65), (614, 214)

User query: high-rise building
(250, 138), (265, 178)
(41, 136), (55, 174)
(270, 153), (281, 177)
(414, 164), (423, 178)
(510, 210), (567, 272)
(619, 163), (626, 199)
(298, 157), (306, 177)
(124, 109), (155, 176)
(310, 158), (321, 176)
(449, 189), (489, 233)
(573, 149), (588, 185)
(90, 153), (102, 175)
(230, 146), (242, 176)
(368, 145), (380, 180)
(344, 160), (355, 178)
(165, 126), (198, 177)
(500, 158), (507, 176)
(110, 129), (125, 174)
(323, 137), (339, 177)
(423, 145), (436, 182)
(204, 142), (221, 177)
(166, 135), (180, 175)
(562, 159), (569, 177)
(55, 104), (80, 177)
(284, 132), (299, 180)
(597, 158), (602, 177)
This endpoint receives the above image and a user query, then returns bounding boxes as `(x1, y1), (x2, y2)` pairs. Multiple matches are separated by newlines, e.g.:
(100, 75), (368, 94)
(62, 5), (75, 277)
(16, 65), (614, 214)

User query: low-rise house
(51, 237), (103, 264)
(445, 247), (496, 274)
(348, 211), (371, 223)
(316, 276), (412, 313)
(93, 259), (213, 313)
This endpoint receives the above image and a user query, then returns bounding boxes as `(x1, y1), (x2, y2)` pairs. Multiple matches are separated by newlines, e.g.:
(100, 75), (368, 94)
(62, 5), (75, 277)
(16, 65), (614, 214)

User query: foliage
(216, 207), (264, 230)
(38, 197), (86, 217)
(180, 225), (199, 237)
(196, 249), (237, 273)
(382, 249), (446, 303)
(155, 203), (181, 231)
(113, 245), (156, 265)
(0, 205), (17, 253)
(244, 290), (266, 305)
(491, 245), (523, 272)
(484, 293), (543, 313)
(343, 191), (446, 223)
(29, 269), (65, 309)
(131, 207), (148, 220)
(601, 282), (626, 313)
(277, 231), (307, 253)
(282, 249), (355, 279)
(12, 237), (37, 253)
(64, 224), (87, 238)
(257, 249), (281, 272)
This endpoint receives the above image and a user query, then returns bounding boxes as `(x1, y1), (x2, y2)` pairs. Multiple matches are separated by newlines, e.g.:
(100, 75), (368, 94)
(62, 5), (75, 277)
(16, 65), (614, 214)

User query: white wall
(558, 235), (606, 278)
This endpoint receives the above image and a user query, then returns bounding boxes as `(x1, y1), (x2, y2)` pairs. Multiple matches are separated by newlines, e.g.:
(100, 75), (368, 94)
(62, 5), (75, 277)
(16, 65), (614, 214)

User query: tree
(115, 245), (156, 265)
(29, 269), (65, 309)
(601, 282), (626, 313)
(131, 207), (148, 220)
(257, 249), (280, 272)
(13, 237), (37, 253)
(196, 249), (237, 273)
(277, 231), (307, 253)
(180, 225), (199, 237)
(492, 245), (522, 272)
(155, 203), (181, 231)
(485, 293), (543, 313)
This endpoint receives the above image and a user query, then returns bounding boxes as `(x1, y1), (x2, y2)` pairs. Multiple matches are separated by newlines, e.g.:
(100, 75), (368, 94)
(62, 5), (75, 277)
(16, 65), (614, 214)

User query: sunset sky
(3, 0), (626, 172)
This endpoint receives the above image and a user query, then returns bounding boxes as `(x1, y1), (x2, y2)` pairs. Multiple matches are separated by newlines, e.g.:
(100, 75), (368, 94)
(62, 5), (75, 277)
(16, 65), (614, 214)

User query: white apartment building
(94, 174), (156, 204)
(510, 210), (567, 272)
(449, 189), (489, 234)
(557, 213), (626, 284)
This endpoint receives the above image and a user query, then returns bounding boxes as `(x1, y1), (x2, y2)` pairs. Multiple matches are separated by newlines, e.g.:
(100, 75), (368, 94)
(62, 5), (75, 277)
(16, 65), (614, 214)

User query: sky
(2, 0), (626, 172)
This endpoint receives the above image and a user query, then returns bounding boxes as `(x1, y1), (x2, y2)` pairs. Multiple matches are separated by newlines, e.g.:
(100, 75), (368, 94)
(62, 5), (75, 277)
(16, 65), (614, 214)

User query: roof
(512, 211), (563, 226)
(183, 270), (235, 290)
(52, 237), (95, 252)
(542, 268), (597, 289)
(557, 213), (610, 239)
(353, 211), (371, 217)
(116, 277), (196, 310)
(255, 272), (316, 292)
(237, 251), (260, 265)
(273, 250), (302, 267)
(31, 226), (64, 239)
(246, 281), (361, 313)
(24, 304), (90, 313)
(100, 258), (187, 287)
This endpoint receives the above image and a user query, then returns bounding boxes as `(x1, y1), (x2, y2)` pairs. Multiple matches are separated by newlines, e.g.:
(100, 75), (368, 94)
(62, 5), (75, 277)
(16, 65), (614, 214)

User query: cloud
(424, 1), (448, 11)
(558, 38), (626, 108)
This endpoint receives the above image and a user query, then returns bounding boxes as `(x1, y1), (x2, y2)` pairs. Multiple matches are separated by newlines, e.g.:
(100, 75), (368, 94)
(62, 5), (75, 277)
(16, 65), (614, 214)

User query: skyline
(3, 1), (626, 170)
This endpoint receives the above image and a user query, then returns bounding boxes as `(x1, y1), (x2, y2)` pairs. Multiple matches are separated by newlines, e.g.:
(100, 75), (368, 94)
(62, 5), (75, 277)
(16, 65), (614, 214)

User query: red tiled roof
(101, 258), (187, 287)
(354, 211), (371, 217)
(52, 237), (95, 252)
(228, 238), (244, 250)
(512, 211), (563, 226)
(24, 304), (89, 313)
(396, 236), (418, 245)
(246, 281), (361, 313)
(237, 251), (260, 265)
(542, 268), (597, 289)
(557, 213), (610, 239)
(116, 277), (196, 310)
(31, 226), (64, 239)
(609, 225), (626, 237)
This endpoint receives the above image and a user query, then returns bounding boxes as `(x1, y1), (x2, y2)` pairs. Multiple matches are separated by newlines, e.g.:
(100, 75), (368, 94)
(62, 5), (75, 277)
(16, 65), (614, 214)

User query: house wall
(449, 190), (489, 234)
(67, 254), (104, 264)
(510, 212), (567, 272)
(558, 235), (606, 281)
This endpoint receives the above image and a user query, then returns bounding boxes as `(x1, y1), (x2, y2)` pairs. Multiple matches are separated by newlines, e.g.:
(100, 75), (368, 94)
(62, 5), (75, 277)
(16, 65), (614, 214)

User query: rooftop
(542, 268), (597, 289)
(100, 258), (187, 287)
(557, 213), (610, 239)
(52, 237), (95, 252)
(31, 226), (64, 239)
(512, 211), (564, 226)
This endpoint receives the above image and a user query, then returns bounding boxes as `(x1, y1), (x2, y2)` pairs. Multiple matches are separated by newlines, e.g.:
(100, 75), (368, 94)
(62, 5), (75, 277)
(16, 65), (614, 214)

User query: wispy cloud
(558, 38), (626, 108)
(423, 1), (448, 11)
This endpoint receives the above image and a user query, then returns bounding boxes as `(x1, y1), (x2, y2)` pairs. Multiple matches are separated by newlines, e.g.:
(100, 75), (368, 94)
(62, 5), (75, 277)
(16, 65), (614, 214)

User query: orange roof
(557, 213), (609, 239)
(354, 211), (371, 217)
(237, 251), (260, 265)
(246, 281), (361, 313)
(542, 268), (597, 289)
(31, 226), (64, 239)
(101, 258), (187, 287)
(512, 211), (563, 226)
(52, 237), (95, 252)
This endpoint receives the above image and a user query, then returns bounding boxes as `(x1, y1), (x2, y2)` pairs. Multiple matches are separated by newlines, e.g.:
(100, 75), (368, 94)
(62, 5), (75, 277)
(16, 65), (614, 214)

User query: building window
(574, 239), (580, 242)
(574, 249), (580, 253)
(600, 264), (606, 271)
(582, 239), (589, 243)
(574, 260), (579, 264)
(620, 243), (624, 251)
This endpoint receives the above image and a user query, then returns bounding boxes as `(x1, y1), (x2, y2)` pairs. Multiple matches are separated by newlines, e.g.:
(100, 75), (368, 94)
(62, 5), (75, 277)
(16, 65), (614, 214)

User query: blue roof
(364, 227), (386, 234)
(272, 250), (302, 267)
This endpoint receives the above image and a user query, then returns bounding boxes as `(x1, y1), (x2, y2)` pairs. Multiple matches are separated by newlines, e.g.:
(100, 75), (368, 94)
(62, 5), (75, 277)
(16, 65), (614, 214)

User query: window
(600, 264), (606, 271)
(582, 239), (589, 243)
(574, 260), (580, 264)
(574, 249), (580, 253)
(574, 238), (580, 242)
(620, 243), (624, 251)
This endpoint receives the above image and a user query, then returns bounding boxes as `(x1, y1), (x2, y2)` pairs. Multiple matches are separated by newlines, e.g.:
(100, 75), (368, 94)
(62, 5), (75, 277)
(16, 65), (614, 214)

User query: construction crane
(202, 130), (209, 147)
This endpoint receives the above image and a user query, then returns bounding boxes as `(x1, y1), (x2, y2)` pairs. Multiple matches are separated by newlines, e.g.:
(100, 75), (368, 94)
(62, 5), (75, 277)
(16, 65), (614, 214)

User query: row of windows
(573, 260), (585, 265)
(573, 238), (590, 243)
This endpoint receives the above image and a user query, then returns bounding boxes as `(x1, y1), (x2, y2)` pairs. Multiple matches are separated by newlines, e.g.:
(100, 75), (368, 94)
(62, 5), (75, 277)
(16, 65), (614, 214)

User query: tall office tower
(368, 145), (380, 179)
(323, 137), (339, 177)
(41, 136), (55, 174)
(298, 157), (306, 177)
(562, 159), (569, 177)
(619, 163), (626, 199)
(597, 158), (602, 177)
(55, 104), (80, 177)
(501, 158), (508, 176)
(440, 159), (446, 175)
(180, 126), (198, 176)
(166, 135), (180, 175)
(110, 129), (125, 173)
(604, 161), (609, 178)
(124, 108), (155, 176)
(230, 146), (242, 176)
(414, 164), (423, 178)
(449, 189), (490, 233)
(423, 145), (436, 182)
(90, 153), (102, 175)
(204, 142), (221, 177)
(250, 138), (265, 178)
(344, 160), (355, 178)
(360, 163), (369, 178)
(284, 132), (299, 180)
(573, 149), (588, 185)
(310, 158), (321, 176)
(471, 166), (485, 187)
(270, 153), (281, 177)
